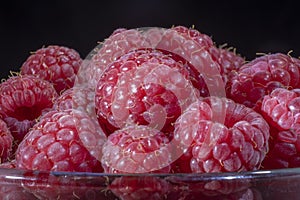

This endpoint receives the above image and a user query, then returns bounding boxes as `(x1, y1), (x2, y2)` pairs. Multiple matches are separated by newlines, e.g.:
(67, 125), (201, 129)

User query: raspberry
(0, 74), (58, 144)
(52, 87), (74, 111)
(0, 118), (13, 162)
(15, 109), (104, 172)
(109, 176), (169, 200)
(20, 45), (82, 93)
(171, 25), (214, 48)
(156, 25), (225, 97)
(52, 86), (95, 116)
(173, 96), (270, 173)
(86, 28), (153, 87)
(260, 88), (300, 169)
(168, 26), (245, 87)
(226, 53), (300, 108)
(95, 48), (198, 136)
(209, 45), (245, 84)
(101, 125), (171, 173)
(90, 25), (213, 88)
(0, 159), (16, 168)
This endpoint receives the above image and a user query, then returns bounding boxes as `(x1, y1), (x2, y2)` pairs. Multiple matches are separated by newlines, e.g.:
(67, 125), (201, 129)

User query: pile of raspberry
(0, 25), (299, 199)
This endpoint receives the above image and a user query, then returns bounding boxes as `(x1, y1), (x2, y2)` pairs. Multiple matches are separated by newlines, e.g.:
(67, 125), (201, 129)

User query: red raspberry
(0, 75), (58, 144)
(156, 25), (225, 97)
(20, 45), (82, 93)
(101, 125), (171, 173)
(0, 159), (16, 168)
(95, 48), (198, 136)
(0, 118), (13, 162)
(171, 25), (214, 48)
(52, 86), (95, 116)
(226, 53), (300, 108)
(86, 28), (153, 87)
(173, 96), (270, 173)
(15, 109), (104, 172)
(209, 45), (245, 84)
(169, 26), (245, 87)
(109, 176), (169, 200)
(88, 25), (213, 89)
(260, 88), (300, 169)
(52, 87), (74, 111)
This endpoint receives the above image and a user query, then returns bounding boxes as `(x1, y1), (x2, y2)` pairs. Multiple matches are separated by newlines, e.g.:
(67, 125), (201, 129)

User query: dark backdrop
(1, 0), (299, 79)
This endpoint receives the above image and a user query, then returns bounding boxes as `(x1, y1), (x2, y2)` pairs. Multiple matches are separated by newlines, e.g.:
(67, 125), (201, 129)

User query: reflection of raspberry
(20, 45), (82, 94)
(109, 176), (169, 200)
(0, 160), (37, 200)
(261, 88), (300, 169)
(15, 109), (104, 172)
(0, 75), (58, 144)
(21, 171), (112, 200)
(173, 96), (270, 173)
(101, 125), (171, 173)
(0, 119), (13, 162)
(167, 178), (259, 200)
(227, 53), (300, 108)
(95, 48), (198, 136)
(0, 181), (36, 200)
(187, 188), (261, 200)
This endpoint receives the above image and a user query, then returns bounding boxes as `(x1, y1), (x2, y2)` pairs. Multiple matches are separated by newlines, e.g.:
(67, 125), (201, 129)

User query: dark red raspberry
(0, 75), (58, 144)
(260, 88), (300, 169)
(209, 45), (245, 84)
(0, 118), (13, 162)
(0, 159), (16, 168)
(226, 53), (300, 108)
(95, 48), (198, 136)
(109, 176), (169, 200)
(15, 109), (104, 172)
(101, 125), (171, 173)
(0, 161), (37, 200)
(20, 45), (82, 93)
(21, 171), (113, 200)
(173, 96), (270, 173)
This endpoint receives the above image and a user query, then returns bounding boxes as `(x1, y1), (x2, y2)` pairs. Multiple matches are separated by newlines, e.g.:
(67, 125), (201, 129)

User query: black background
(1, 0), (299, 79)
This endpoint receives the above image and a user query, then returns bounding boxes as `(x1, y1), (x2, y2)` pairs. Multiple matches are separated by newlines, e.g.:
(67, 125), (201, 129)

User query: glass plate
(0, 167), (300, 200)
